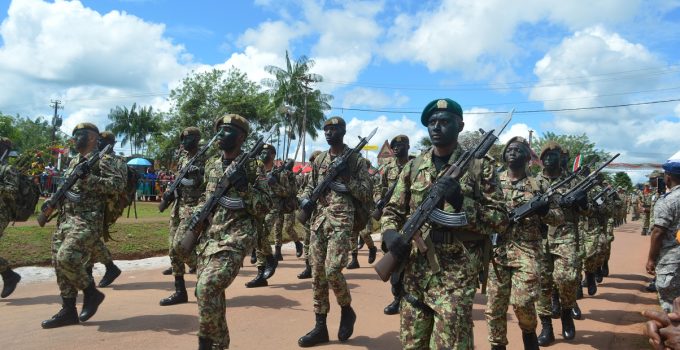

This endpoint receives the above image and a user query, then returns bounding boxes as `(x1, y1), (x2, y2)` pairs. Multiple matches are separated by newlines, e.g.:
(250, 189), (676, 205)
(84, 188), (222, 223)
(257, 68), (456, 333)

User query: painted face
(427, 112), (462, 147)
(218, 125), (241, 151)
(391, 141), (410, 158)
(504, 142), (529, 167)
(324, 125), (345, 146)
(542, 150), (561, 171)
(73, 129), (92, 152)
(260, 149), (274, 163)
(181, 133), (199, 151)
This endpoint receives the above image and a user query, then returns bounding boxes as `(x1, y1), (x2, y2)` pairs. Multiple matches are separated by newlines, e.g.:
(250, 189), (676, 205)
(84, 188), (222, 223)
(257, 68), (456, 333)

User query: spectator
(643, 297), (680, 349)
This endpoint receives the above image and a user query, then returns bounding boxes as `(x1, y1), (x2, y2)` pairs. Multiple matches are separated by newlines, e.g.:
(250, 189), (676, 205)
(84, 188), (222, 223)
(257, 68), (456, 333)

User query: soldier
(42, 123), (125, 328)
(86, 131), (124, 288)
(631, 189), (641, 221)
(297, 116), (371, 347)
(579, 173), (609, 297)
(266, 146), (302, 261)
(646, 154), (680, 312)
(297, 150), (322, 280)
(535, 141), (585, 345)
(596, 183), (623, 283)
(485, 137), (563, 350)
(159, 127), (205, 306)
(194, 115), (271, 349)
(346, 156), (378, 270)
(641, 175), (659, 235)
(381, 99), (507, 349)
(377, 135), (411, 315)
(0, 136), (21, 298)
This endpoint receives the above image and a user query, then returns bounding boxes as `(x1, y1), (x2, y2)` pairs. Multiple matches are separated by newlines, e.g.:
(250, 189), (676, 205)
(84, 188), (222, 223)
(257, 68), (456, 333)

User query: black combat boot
(250, 248), (257, 264)
(576, 285), (583, 300)
(561, 308), (576, 340)
(79, 282), (105, 322)
(383, 296), (400, 315)
(245, 266), (268, 288)
(98, 262), (121, 288)
(602, 260), (610, 277)
(275, 244), (283, 261)
(346, 253), (360, 269)
(295, 241), (304, 258)
(357, 236), (365, 250)
(368, 246), (377, 264)
(572, 301), (583, 320)
(338, 305), (356, 341)
(537, 315), (555, 346)
(551, 291), (561, 319)
(1, 268), (21, 298)
(646, 278), (657, 292)
(159, 276), (188, 306)
(595, 266), (604, 283)
(522, 331), (539, 350)
(585, 272), (597, 295)
(490, 346), (506, 350)
(188, 266), (196, 274)
(298, 259), (312, 279)
(162, 266), (173, 275)
(298, 313), (329, 347)
(41, 297), (79, 328)
(198, 336), (214, 350)
(263, 254), (278, 279)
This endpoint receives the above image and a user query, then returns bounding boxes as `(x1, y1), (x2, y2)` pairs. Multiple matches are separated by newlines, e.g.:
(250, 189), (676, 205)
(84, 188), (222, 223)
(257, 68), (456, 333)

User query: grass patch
(29, 199), (169, 221)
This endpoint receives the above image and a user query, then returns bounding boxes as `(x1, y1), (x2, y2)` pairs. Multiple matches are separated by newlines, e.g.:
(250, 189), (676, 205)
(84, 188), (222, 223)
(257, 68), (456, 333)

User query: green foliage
(106, 103), (162, 156)
(416, 136), (431, 152)
(612, 171), (634, 190)
(531, 131), (611, 169)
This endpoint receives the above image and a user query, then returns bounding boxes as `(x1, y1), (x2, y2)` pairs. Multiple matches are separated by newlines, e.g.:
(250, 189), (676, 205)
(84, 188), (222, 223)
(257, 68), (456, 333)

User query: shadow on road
(1, 294), (61, 306)
(345, 272), (382, 281)
(227, 294), (301, 309)
(576, 329), (648, 350)
(593, 292), (657, 305)
(329, 331), (400, 348)
(87, 314), (197, 335)
(268, 281), (313, 291)
(602, 281), (647, 292)
(111, 281), (197, 291)
(607, 273), (649, 282)
(585, 308), (647, 326)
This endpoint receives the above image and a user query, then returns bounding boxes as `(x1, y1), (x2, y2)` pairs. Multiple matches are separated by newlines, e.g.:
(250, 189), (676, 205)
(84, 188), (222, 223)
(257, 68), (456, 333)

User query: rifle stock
(374, 251), (397, 282)
(37, 207), (53, 227)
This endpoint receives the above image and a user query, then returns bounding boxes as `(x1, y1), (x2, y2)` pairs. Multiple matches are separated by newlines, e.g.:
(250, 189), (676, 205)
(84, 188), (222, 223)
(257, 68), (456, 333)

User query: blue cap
(662, 151), (680, 175)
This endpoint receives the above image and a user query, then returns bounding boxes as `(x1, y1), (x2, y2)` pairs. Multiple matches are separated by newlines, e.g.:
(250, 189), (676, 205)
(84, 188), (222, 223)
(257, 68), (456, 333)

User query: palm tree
(107, 104), (161, 155)
(263, 51), (332, 162)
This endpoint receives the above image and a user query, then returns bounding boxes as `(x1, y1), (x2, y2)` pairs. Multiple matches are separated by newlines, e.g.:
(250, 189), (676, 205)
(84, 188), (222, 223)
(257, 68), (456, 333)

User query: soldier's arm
(345, 157), (372, 203)
(243, 160), (272, 217)
(0, 165), (19, 200)
(477, 158), (509, 233)
(539, 177), (565, 227)
(84, 155), (125, 194)
(380, 161), (411, 232)
(300, 158), (317, 201)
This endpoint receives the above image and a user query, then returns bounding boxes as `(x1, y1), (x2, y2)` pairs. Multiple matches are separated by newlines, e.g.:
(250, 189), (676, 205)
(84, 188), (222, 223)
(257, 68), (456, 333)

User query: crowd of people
(0, 97), (679, 350)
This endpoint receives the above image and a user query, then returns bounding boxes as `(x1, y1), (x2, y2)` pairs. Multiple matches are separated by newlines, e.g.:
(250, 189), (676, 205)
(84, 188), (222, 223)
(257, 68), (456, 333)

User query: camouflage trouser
(643, 211), (651, 232)
(283, 213), (297, 243)
(536, 239), (579, 315)
(400, 246), (480, 350)
(310, 213), (352, 314)
(302, 223), (311, 260)
(486, 256), (540, 345)
(168, 206), (197, 277)
(195, 250), (243, 349)
(254, 220), (273, 268)
(583, 230), (606, 273)
(52, 215), (99, 298)
(267, 209), (299, 246)
(90, 238), (113, 266)
(350, 218), (375, 254)
(655, 264), (680, 313)
(632, 207), (639, 220)
(0, 219), (9, 273)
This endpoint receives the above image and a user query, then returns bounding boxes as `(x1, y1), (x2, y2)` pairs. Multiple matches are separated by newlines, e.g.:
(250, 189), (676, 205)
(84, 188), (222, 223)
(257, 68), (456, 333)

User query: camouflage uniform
(486, 171), (563, 346)
(257, 167), (297, 266)
(52, 151), (124, 298)
(168, 150), (205, 276)
(302, 146), (372, 315)
(631, 192), (640, 220)
(299, 171), (313, 261)
(580, 185), (610, 274)
(601, 192), (623, 265)
(654, 184), (680, 312)
(381, 147), (507, 350)
(0, 161), (18, 274)
(195, 155), (271, 348)
(349, 158), (376, 254)
(641, 190), (655, 234)
(536, 172), (581, 316)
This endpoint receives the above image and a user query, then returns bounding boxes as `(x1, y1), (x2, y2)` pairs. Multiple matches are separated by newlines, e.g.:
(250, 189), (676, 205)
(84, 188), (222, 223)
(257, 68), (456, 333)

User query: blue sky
(1, 0), (679, 182)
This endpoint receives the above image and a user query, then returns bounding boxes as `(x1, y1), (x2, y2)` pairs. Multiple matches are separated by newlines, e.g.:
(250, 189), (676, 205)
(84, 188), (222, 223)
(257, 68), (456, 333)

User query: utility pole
(528, 130), (534, 148)
(49, 100), (63, 143)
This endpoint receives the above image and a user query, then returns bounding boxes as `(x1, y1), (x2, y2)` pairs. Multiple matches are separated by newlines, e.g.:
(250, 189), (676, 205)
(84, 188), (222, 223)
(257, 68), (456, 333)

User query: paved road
(0, 218), (656, 349)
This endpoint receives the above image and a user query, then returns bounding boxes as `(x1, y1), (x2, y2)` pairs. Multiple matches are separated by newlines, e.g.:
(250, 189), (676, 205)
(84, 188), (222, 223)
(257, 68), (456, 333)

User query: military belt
(429, 229), (484, 245)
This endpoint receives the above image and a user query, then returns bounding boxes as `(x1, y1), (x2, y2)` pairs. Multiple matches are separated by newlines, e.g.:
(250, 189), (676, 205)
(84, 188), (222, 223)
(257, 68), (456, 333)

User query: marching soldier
(160, 127), (204, 306)
(0, 136), (21, 298)
(194, 115), (271, 349)
(485, 137), (563, 350)
(346, 156), (378, 270)
(579, 173), (609, 297)
(42, 123), (125, 328)
(298, 116), (371, 347)
(297, 150), (321, 280)
(640, 174), (659, 235)
(381, 99), (508, 349)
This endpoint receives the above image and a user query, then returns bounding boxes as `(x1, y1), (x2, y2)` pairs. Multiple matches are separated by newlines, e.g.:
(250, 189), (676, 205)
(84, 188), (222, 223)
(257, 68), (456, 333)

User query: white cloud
(341, 88), (408, 109)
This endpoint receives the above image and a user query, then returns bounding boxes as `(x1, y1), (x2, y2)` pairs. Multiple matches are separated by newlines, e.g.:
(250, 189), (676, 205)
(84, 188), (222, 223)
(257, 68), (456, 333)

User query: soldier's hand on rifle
(299, 198), (315, 213)
(534, 198), (550, 217)
(435, 176), (463, 211)
(334, 160), (350, 182)
(383, 229), (411, 261)
(228, 165), (248, 192)
(75, 162), (91, 179)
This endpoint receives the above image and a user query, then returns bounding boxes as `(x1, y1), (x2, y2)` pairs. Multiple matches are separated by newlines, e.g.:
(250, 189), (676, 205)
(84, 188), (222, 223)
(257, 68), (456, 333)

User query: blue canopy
(127, 157), (152, 166)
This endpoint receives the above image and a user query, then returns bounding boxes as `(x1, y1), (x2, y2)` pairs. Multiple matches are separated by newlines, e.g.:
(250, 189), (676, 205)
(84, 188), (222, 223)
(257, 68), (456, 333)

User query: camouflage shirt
(196, 154), (271, 256)
(653, 185), (680, 272)
(376, 157), (407, 202)
(176, 150), (207, 207)
(538, 172), (579, 242)
(0, 163), (18, 223)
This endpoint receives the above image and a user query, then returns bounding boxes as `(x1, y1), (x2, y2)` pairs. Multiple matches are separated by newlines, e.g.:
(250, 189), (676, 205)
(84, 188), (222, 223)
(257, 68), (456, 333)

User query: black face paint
(181, 134), (199, 151)
(260, 150), (274, 163)
(391, 141), (409, 158)
(542, 150), (560, 172)
(505, 143), (529, 168)
(73, 130), (91, 153)
(324, 125), (345, 146)
(218, 125), (240, 151)
(427, 112), (461, 148)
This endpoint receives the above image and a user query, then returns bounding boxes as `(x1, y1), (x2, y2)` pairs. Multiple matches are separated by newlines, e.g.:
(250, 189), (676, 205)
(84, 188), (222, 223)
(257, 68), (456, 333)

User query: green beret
(310, 150), (322, 162)
(214, 114), (249, 136)
(323, 116), (346, 129)
(72, 122), (99, 135)
(421, 98), (463, 126)
(263, 144), (276, 153)
(501, 136), (531, 163)
(99, 131), (116, 145)
(181, 127), (201, 140)
(390, 135), (410, 145)
(539, 141), (562, 160)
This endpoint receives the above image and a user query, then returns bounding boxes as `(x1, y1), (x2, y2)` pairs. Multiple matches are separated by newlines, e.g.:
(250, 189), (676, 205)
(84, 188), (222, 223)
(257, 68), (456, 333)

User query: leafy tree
(106, 104), (161, 155)
(531, 132), (611, 170)
(416, 136), (431, 152)
(0, 112), (70, 172)
(612, 171), (634, 190)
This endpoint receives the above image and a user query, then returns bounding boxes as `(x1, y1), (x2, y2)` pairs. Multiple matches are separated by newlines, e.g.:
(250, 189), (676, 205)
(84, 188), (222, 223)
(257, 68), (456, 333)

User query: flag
(573, 154), (581, 172)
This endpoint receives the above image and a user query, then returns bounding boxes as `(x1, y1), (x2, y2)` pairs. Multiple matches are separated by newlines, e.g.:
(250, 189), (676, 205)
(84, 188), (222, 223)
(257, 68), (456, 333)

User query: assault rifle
(37, 145), (112, 227)
(374, 110), (513, 282)
(0, 149), (7, 163)
(296, 128), (378, 225)
(180, 126), (276, 255)
(560, 153), (620, 207)
(508, 166), (586, 223)
(268, 159), (295, 185)
(372, 180), (398, 220)
(158, 130), (223, 212)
